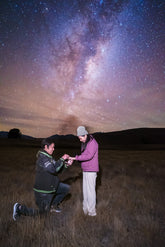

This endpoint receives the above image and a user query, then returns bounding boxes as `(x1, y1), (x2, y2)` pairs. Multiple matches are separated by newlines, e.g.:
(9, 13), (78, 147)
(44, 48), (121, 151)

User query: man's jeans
(20, 182), (70, 216)
(51, 182), (70, 207)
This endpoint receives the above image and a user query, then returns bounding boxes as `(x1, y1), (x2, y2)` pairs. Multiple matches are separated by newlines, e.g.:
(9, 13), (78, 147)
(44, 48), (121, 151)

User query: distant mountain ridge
(93, 128), (165, 146)
(0, 128), (165, 148)
(0, 131), (36, 140)
(49, 127), (165, 147)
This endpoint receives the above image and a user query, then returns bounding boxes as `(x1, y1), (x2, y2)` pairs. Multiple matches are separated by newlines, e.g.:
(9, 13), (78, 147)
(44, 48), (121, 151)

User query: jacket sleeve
(43, 157), (65, 174)
(75, 142), (96, 161)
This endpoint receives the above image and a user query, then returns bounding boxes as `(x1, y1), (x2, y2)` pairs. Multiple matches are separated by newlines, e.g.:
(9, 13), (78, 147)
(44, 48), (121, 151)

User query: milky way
(0, 0), (165, 137)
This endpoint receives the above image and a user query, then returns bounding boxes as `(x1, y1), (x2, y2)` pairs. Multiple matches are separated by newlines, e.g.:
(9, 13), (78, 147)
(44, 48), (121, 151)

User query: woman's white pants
(83, 172), (97, 216)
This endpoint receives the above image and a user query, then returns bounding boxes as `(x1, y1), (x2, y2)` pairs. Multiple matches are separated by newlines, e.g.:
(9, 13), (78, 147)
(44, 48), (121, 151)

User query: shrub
(8, 128), (22, 139)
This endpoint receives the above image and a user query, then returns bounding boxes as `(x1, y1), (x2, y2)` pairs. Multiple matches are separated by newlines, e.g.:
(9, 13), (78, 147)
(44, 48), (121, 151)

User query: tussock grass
(0, 143), (165, 247)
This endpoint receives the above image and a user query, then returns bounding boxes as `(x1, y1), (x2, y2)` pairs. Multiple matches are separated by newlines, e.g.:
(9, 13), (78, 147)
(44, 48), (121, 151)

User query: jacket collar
(37, 150), (52, 159)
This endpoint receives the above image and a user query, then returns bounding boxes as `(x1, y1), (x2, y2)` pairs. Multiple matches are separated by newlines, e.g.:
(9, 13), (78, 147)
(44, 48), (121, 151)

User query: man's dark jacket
(33, 150), (66, 193)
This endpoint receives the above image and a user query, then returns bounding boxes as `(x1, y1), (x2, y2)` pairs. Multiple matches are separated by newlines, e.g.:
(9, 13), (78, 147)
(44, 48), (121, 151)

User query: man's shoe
(54, 205), (62, 213)
(13, 203), (21, 221)
(50, 204), (62, 213)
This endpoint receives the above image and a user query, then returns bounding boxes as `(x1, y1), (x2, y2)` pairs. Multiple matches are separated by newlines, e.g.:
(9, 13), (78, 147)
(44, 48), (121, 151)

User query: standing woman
(70, 126), (99, 216)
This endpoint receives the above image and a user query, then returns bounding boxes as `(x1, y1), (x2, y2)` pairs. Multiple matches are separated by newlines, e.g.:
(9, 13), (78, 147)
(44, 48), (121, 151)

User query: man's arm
(44, 154), (69, 174)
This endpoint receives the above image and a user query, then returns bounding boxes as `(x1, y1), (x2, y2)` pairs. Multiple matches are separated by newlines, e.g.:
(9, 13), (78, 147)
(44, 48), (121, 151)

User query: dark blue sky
(0, 0), (165, 137)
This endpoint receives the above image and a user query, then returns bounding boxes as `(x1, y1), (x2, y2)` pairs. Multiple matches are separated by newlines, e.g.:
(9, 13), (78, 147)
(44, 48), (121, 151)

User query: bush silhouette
(8, 128), (22, 139)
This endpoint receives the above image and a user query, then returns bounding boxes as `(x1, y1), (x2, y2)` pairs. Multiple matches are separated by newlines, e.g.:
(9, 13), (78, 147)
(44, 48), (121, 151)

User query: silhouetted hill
(0, 128), (165, 149)
(93, 128), (165, 147)
(0, 131), (8, 138)
(0, 131), (36, 140)
(48, 128), (165, 149)
(48, 134), (80, 148)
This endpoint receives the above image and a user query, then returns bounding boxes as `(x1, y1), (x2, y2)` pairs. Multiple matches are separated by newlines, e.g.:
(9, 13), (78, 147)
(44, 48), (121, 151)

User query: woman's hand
(69, 156), (76, 160)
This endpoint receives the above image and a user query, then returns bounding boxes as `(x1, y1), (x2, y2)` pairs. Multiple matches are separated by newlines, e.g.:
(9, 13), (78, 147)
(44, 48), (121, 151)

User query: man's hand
(62, 154), (69, 160)
(66, 159), (74, 166)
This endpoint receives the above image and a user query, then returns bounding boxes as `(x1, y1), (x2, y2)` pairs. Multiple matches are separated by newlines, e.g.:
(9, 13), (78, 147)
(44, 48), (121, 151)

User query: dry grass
(0, 141), (165, 247)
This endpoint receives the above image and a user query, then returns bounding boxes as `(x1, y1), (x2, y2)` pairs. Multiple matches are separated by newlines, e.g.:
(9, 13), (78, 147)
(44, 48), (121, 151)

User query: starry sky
(0, 0), (165, 138)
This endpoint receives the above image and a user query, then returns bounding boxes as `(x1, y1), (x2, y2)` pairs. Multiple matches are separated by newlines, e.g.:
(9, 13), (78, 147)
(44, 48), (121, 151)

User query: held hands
(64, 157), (74, 167)
(65, 156), (76, 167)
(61, 155), (76, 167)
(62, 154), (76, 161)
(61, 154), (74, 167)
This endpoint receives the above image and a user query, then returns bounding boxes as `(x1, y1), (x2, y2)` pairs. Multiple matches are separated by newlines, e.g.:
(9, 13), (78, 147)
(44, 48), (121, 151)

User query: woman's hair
(81, 135), (92, 152)
(41, 138), (54, 149)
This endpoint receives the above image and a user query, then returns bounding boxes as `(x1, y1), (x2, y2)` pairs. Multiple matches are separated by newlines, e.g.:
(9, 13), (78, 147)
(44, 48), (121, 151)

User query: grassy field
(0, 140), (165, 247)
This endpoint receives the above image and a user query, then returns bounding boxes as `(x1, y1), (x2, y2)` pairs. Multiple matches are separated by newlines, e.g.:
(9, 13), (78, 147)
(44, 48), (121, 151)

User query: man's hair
(41, 138), (54, 149)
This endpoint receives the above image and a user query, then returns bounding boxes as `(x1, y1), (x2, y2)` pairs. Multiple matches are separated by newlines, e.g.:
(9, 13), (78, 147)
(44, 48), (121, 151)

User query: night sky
(0, 0), (165, 138)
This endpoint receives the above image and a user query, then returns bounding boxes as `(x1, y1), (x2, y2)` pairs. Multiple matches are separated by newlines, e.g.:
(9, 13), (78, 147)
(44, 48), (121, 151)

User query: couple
(13, 126), (99, 220)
